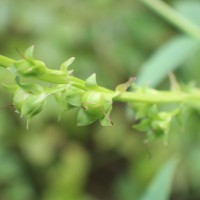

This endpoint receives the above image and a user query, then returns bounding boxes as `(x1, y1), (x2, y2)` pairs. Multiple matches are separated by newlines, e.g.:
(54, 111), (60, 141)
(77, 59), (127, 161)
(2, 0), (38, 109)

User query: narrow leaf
(137, 36), (200, 87)
(140, 157), (179, 200)
(175, 1), (200, 27)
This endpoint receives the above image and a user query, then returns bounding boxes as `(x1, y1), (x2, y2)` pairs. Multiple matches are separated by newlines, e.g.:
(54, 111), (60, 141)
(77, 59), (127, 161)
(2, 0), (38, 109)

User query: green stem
(39, 69), (70, 84)
(1, 55), (200, 105)
(0, 55), (112, 93)
(140, 0), (200, 41)
(0, 55), (15, 67)
(45, 85), (67, 95)
(114, 90), (200, 104)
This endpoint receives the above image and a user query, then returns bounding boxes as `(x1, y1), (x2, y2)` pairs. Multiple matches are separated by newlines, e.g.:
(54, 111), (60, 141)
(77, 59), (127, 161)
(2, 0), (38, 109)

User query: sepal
(85, 73), (97, 88)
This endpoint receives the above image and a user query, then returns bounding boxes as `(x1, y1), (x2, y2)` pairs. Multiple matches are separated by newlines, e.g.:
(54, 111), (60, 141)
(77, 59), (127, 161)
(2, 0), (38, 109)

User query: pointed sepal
(24, 45), (35, 61)
(60, 57), (75, 74)
(115, 77), (136, 95)
(85, 73), (97, 88)
(77, 108), (98, 126)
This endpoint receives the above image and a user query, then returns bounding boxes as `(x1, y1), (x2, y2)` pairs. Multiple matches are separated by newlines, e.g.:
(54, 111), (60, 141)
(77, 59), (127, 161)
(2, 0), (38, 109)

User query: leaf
(24, 45), (35, 60)
(77, 108), (98, 126)
(136, 36), (200, 87)
(174, 1), (200, 26)
(85, 73), (97, 88)
(140, 157), (179, 200)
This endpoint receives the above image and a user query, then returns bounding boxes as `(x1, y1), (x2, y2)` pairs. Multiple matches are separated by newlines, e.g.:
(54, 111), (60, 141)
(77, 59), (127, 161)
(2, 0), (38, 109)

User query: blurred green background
(0, 0), (200, 199)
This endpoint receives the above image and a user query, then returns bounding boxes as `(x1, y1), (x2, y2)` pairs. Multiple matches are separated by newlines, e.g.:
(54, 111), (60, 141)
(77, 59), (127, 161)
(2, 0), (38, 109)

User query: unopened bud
(81, 91), (112, 118)
(13, 59), (47, 77)
(13, 88), (46, 119)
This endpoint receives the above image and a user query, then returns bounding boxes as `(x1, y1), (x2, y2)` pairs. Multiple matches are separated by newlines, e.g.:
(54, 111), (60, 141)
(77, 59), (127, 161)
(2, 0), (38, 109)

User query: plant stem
(140, 0), (200, 41)
(1, 55), (200, 105)
(114, 90), (200, 104)
(0, 55), (15, 68)
(0, 55), (112, 93)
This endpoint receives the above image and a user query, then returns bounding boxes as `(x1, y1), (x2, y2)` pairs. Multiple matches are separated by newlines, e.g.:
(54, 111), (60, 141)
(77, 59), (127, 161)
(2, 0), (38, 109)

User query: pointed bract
(77, 108), (98, 126)
(85, 73), (97, 88)
(24, 45), (35, 61)
(60, 57), (75, 74)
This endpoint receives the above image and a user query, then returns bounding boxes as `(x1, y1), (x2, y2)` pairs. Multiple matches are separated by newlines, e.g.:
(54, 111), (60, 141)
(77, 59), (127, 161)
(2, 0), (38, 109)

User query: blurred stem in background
(140, 0), (200, 41)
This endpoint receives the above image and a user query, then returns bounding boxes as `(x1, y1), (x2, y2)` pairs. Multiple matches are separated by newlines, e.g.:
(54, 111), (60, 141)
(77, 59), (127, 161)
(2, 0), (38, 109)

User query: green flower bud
(77, 91), (113, 126)
(133, 104), (175, 144)
(13, 88), (46, 119)
(13, 59), (47, 77)
(151, 112), (172, 132)
(55, 85), (84, 108)
(81, 91), (112, 118)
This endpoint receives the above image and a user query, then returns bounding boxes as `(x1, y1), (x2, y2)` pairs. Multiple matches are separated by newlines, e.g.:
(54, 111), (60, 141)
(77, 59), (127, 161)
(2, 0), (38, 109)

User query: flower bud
(13, 59), (47, 77)
(151, 112), (172, 132)
(81, 91), (112, 118)
(13, 88), (46, 119)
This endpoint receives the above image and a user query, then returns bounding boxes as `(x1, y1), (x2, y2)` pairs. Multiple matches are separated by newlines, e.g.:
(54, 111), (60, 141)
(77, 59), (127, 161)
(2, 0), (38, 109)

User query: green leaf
(24, 45), (35, 60)
(77, 108), (98, 126)
(175, 1), (200, 27)
(85, 73), (97, 88)
(137, 36), (200, 87)
(140, 157), (179, 200)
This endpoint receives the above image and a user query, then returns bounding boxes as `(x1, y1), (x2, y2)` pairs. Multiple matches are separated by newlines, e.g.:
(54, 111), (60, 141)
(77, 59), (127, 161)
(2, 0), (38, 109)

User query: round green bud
(81, 91), (112, 117)
(13, 88), (46, 118)
(151, 112), (171, 131)
(13, 59), (47, 77)
(14, 88), (30, 111)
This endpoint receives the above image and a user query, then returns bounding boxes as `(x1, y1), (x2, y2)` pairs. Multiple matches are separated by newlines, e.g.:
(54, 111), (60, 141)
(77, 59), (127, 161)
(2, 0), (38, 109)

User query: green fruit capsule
(81, 91), (112, 118)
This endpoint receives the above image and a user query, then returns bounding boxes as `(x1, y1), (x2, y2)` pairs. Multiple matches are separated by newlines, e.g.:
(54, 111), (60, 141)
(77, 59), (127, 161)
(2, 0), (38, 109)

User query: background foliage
(0, 0), (200, 199)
